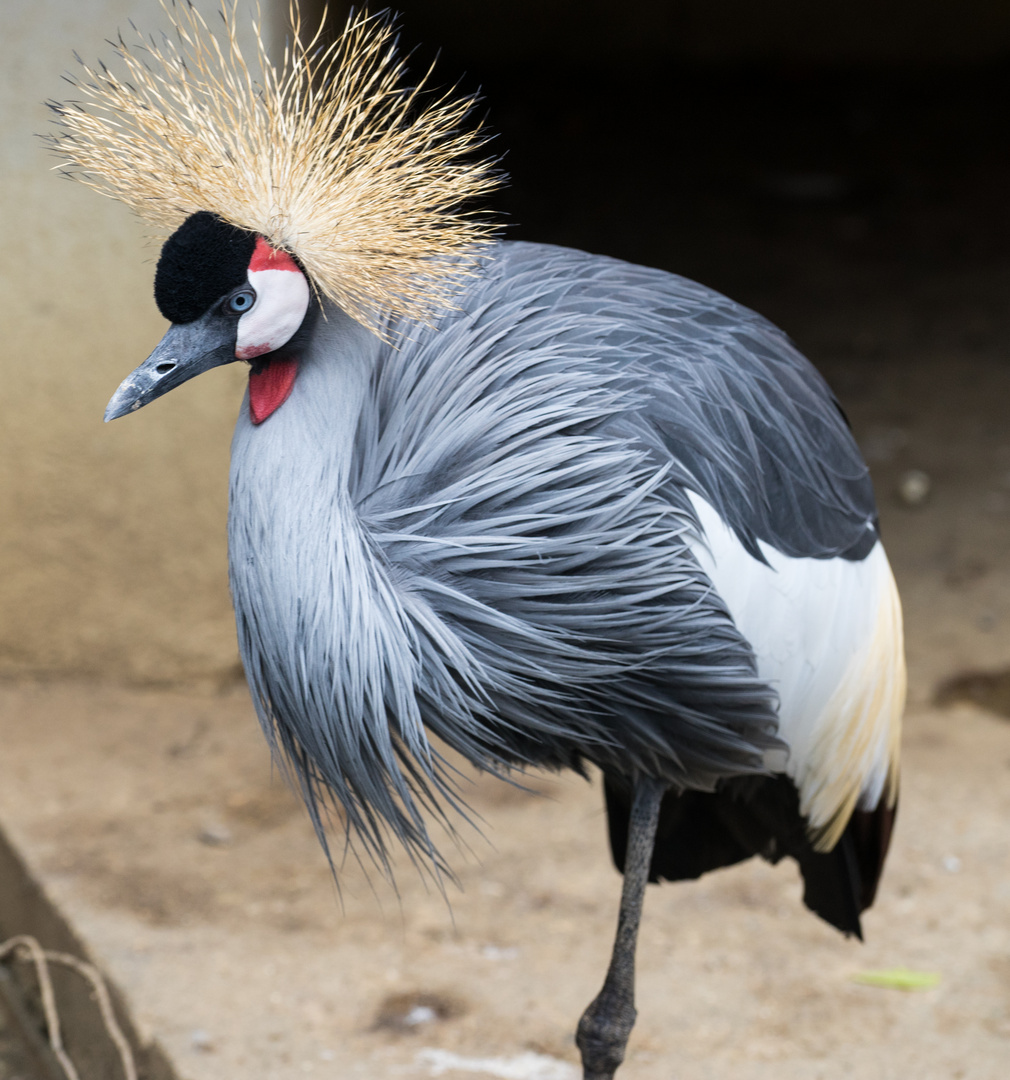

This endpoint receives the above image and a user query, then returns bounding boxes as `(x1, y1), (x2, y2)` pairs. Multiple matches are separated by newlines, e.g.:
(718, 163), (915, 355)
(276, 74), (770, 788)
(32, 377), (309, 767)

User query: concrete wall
(0, 1), (284, 685)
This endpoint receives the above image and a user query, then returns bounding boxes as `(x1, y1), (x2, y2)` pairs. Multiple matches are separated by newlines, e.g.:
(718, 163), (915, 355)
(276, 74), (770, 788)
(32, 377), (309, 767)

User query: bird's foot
(576, 776), (664, 1078)
(575, 981), (637, 1080)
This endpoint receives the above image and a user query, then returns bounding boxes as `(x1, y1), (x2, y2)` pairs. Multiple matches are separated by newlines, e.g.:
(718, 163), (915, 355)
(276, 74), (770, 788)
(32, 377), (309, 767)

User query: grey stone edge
(0, 822), (179, 1080)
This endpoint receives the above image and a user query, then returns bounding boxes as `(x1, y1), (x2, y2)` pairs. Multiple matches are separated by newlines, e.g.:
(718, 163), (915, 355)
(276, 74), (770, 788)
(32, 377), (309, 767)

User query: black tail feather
(604, 774), (897, 938)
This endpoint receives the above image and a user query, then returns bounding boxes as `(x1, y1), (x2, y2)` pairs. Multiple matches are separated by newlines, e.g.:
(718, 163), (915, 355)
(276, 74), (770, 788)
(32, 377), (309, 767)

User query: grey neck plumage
(228, 304), (448, 868)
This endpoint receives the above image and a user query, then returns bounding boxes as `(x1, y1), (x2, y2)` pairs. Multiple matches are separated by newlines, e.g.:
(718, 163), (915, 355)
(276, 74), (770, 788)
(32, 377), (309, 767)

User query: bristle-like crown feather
(46, 1), (503, 335)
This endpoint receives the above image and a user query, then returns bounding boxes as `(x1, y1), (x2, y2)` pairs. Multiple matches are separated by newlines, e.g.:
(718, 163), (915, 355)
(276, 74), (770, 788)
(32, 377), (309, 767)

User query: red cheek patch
(249, 357), (298, 425)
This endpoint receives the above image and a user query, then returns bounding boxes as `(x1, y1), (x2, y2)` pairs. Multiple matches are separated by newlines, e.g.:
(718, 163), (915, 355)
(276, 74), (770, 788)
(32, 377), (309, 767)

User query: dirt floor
(0, 687), (1008, 1080)
(3, 62), (1010, 1080)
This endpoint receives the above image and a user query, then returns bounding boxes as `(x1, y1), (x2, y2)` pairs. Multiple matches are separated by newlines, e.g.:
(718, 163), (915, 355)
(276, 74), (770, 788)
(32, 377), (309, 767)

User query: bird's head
(50, 5), (500, 430)
(105, 212), (312, 426)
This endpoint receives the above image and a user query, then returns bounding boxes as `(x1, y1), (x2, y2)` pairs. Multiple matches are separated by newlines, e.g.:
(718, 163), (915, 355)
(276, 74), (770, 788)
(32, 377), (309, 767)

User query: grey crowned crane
(49, 6), (905, 1078)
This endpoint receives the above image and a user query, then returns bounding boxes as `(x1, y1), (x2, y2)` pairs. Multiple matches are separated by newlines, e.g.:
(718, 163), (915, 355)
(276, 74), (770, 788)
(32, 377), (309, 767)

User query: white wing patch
(687, 493), (905, 850)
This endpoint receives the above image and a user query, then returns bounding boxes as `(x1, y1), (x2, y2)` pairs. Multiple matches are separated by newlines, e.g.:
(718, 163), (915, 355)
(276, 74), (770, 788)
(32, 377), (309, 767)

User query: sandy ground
(0, 684), (1007, 1080)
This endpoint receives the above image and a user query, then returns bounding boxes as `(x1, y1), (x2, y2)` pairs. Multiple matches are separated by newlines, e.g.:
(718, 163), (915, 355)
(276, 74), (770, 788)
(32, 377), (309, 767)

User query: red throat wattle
(249, 358), (298, 424)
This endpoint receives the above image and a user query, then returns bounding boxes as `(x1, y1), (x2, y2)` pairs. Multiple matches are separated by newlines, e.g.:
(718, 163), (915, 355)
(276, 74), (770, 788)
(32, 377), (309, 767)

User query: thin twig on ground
(0, 935), (137, 1080)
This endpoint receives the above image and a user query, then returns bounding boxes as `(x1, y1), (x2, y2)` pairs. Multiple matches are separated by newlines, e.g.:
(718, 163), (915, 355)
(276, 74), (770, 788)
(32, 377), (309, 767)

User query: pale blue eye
(228, 290), (255, 313)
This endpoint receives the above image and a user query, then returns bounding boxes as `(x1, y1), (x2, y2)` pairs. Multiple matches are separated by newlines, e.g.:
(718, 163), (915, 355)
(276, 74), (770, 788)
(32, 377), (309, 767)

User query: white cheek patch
(235, 239), (310, 360)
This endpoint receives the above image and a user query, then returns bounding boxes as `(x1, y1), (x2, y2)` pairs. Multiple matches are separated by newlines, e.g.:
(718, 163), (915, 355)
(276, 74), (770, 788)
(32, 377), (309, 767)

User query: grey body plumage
(228, 240), (876, 871)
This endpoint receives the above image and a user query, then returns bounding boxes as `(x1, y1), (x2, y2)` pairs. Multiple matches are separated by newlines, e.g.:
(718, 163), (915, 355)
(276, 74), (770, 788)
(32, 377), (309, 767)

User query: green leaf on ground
(850, 968), (941, 990)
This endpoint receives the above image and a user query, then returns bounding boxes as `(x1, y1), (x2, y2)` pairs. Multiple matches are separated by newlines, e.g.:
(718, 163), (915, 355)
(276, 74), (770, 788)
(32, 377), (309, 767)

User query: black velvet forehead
(154, 212), (258, 324)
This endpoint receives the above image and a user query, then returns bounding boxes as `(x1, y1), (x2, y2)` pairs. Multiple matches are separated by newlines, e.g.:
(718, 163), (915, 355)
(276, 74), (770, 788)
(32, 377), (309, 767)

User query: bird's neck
(227, 304), (384, 598)
(226, 306), (432, 797)
(235, 306), (379, 487)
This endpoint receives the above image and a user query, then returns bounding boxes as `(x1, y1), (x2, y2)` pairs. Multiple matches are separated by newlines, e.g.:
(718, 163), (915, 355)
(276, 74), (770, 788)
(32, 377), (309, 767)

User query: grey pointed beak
(105, 315), (238, 422)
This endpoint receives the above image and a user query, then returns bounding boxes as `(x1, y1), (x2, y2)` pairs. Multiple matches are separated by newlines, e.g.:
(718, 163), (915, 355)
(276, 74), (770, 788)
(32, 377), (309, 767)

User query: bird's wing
(351, 240), (901, 853)
(495, 240), (880, 562)
(687, 492), (904, 849)
(481, 243), (904, 846)
(352, 244), (793, 796)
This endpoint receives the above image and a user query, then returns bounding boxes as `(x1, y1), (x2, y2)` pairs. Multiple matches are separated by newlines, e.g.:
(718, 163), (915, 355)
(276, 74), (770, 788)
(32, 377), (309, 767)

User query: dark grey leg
(576, 775), (666, 1080)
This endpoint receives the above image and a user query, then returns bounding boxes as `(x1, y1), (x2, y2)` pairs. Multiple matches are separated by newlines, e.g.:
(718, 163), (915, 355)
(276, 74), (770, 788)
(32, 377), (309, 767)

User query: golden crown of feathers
(45, 1), (502, 334)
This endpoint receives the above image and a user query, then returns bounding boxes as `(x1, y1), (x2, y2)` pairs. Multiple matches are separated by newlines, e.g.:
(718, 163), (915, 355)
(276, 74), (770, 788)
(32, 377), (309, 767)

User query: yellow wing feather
(804, 556), (905, 850)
